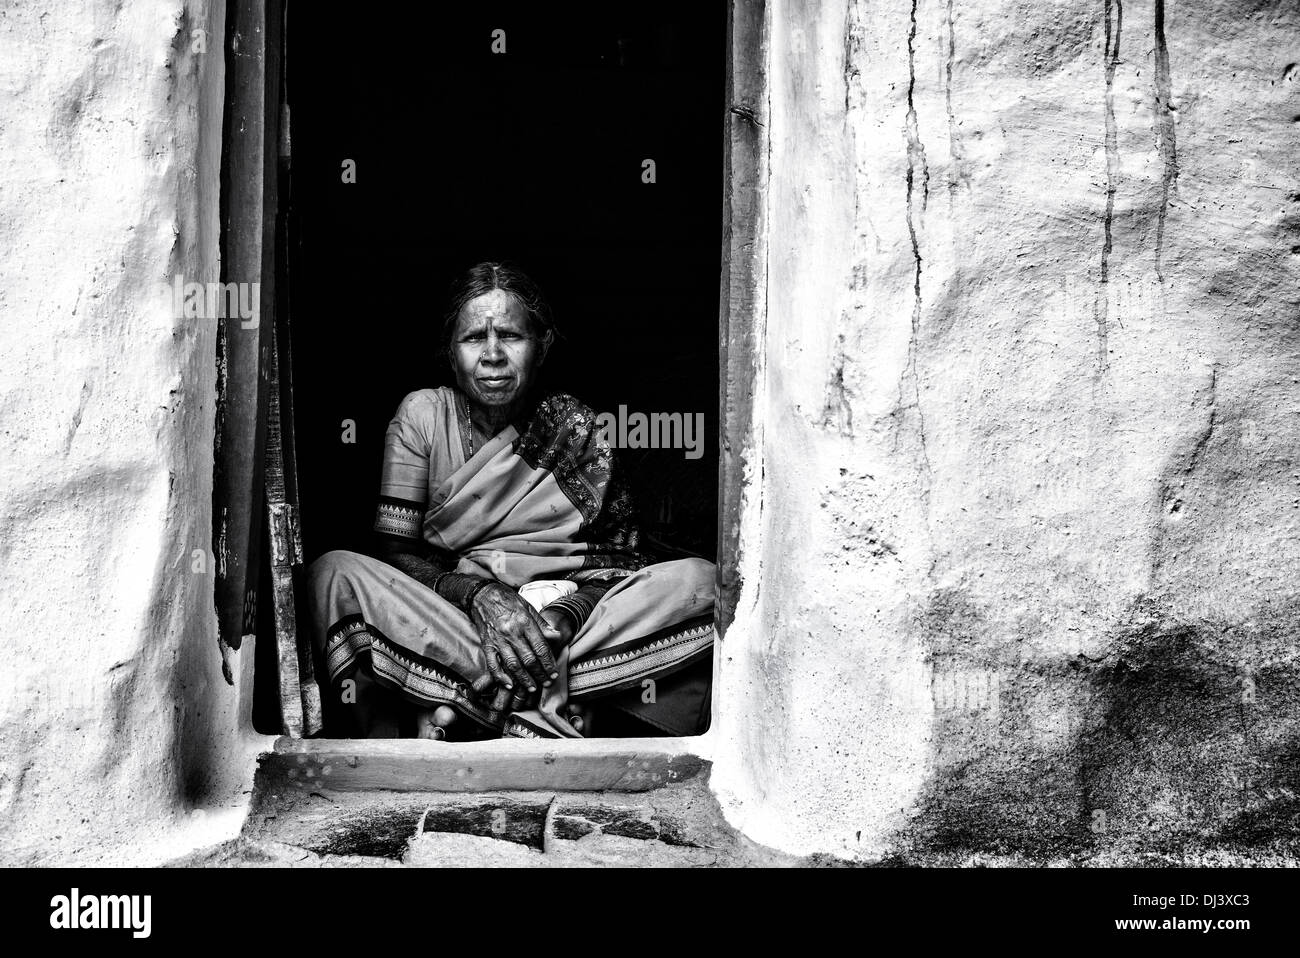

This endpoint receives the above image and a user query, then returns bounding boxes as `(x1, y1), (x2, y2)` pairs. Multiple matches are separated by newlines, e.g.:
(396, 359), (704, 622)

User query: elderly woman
(307, 263), (715, 739)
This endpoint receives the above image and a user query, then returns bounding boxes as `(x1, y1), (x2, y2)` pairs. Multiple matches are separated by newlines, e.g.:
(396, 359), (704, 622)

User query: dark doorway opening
(252, 1), (727, 736)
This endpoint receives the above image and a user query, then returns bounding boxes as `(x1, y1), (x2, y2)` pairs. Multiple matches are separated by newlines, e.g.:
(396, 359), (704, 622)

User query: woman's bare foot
(415, 705), (458, 740)
(566, 702), (591, 735)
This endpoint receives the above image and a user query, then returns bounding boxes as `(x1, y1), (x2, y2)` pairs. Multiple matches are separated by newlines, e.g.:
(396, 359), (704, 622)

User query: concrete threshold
(178, 736), (803, 867)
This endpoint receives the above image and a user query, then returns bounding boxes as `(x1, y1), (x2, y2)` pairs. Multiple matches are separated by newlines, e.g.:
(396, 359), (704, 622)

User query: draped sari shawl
(374, 387), (649, 582)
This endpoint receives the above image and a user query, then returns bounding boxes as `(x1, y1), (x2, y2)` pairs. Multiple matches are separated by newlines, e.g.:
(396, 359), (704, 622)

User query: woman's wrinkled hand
(468, 582), (561, 707)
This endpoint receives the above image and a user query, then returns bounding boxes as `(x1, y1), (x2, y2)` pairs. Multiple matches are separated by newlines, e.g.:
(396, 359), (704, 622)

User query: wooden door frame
(217, 0), (768, 785)
(213, 0), (284, 678)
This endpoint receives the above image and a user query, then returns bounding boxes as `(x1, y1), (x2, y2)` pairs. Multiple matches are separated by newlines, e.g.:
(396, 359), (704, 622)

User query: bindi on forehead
(456, 291), (529, 334)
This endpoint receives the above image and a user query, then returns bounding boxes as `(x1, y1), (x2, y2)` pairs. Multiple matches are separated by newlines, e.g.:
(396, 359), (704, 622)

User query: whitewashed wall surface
(713, 0), (1300, 862)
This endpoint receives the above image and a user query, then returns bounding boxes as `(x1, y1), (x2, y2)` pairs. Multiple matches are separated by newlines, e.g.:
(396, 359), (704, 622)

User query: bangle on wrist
(542, 595), (590, 634)
(463, 577), (494, 610)
(433, 571), (495, 614)
(547, 605), (580, 633)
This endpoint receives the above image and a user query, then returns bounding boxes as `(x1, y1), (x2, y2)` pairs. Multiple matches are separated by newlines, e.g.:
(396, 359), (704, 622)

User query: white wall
(713, 0), (1300, 859)
(0, 0), (269, 865)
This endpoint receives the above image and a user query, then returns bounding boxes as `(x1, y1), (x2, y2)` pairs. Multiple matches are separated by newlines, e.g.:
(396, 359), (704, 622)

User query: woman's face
(449, 289), (547, 414)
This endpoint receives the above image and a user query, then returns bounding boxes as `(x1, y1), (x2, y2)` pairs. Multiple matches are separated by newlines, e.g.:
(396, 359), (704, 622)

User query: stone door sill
(258, 735), (709, 794)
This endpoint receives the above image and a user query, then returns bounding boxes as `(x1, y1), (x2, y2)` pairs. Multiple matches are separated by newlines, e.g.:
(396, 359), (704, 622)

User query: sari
(307, 386), (715, 738)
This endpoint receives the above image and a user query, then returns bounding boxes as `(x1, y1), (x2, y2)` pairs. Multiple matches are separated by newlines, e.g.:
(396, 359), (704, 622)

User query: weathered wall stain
(1151, 364), (1217, 579)
(1078, 601), (1300, 856)
(896, 588), (1093, 859)
(1097, 0), (1123, 371)
(943, 0), (966, 202)
(821, 329), (855, 436)
(893, 592), (1300, 862)
(1153, 0), (1180, 282)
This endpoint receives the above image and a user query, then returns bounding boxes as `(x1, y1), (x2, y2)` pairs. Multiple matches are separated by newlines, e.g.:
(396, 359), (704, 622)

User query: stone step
(171, 739), (812, 867)
(227, 775), (794, 866)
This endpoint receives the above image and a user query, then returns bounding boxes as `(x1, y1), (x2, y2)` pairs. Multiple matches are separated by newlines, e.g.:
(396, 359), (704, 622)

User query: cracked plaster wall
(0, 0), (268, 865)
(710, 0), (1300, 860)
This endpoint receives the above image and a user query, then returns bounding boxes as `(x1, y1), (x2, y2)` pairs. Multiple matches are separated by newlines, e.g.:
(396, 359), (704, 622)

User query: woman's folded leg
(306, 549), (501, 734)
(505, 558), (717, 739)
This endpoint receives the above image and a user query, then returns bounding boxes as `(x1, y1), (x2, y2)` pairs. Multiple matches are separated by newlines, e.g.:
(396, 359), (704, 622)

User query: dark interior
(253, 1), (727, 735)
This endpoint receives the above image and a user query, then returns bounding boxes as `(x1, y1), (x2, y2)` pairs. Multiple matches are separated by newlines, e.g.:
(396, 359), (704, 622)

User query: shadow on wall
(890, 588), (1300, 862)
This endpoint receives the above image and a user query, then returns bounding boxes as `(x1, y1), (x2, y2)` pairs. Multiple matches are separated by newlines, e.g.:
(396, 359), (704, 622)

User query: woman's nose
(482, 335), (505, 362)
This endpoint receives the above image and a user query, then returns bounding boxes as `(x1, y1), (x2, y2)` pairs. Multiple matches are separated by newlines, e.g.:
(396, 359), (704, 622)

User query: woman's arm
(373, 536), (501, 616)
(373, 537), (447, 591)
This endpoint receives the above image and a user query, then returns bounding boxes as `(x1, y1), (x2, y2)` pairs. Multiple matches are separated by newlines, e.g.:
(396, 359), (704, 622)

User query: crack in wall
(1097, 0), (1123, 373)
(944, 0), (962, 202)
(907, 0), (931, 212)
(1153, 0), (1179, 283)
(843, 2), (860, 115)
(902, 0), (934, 518)
(826, 3), (865, 441)
(61, 380), (92, 456)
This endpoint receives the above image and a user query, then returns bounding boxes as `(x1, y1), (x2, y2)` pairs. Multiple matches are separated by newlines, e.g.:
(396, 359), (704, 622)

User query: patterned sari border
(568, 615), (715, 697)
(374, 496), (424, 540)
(503, 715), (560, 739)
(323, 615), (502, 730)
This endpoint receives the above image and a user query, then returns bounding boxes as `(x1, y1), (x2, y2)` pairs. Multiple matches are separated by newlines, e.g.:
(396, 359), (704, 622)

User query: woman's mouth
(477, 376), (513, 389)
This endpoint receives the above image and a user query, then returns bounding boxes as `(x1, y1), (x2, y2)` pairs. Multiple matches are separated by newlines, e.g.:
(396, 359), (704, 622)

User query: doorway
(251, 1), (729, 736)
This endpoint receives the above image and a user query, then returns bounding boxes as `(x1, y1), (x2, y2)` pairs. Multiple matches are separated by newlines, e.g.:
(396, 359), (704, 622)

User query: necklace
(458, 392), (476, 460)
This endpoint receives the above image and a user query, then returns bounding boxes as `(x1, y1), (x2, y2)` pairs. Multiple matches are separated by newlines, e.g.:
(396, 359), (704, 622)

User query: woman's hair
(440, 262), (557, 354)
